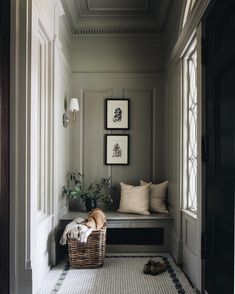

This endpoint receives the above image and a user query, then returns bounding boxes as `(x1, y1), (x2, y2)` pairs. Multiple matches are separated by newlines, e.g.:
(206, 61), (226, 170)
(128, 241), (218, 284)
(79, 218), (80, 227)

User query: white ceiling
(62, 0), (174, 35)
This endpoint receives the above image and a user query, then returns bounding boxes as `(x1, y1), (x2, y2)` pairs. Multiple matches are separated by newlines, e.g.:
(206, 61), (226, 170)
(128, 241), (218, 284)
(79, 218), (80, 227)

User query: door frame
(201, 0), (235, 292)
(201, 2), (216, 292)
(0, 1), (10, 293)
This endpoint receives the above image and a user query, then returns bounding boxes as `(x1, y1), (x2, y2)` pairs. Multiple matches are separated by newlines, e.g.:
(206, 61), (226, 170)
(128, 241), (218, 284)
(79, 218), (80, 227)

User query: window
(182, 37), (198, 213)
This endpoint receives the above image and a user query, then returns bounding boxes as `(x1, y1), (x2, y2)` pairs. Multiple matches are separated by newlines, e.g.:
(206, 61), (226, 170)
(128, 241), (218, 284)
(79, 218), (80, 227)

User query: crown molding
(79, 0), (152, 16)
(62, 0), (174, 34)
(74, 26), (161, 36)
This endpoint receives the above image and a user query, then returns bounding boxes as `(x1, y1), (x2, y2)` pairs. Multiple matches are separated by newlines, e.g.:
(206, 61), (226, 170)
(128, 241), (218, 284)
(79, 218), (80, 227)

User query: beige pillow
(118, 182), (151, 215)
(140, 180), (168, 214)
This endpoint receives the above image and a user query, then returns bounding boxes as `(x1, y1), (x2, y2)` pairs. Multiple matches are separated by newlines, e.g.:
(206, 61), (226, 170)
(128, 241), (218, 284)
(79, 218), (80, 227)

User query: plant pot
(85, 198), (97, 211)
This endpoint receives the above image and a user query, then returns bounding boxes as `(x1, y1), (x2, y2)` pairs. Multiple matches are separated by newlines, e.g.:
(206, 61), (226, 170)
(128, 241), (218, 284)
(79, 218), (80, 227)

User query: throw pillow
(140, 180), (168, 214)
(118, 182), (151, 215)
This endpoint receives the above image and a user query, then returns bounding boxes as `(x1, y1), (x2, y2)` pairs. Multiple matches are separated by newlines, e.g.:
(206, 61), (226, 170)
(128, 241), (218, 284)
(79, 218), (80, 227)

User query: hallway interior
(3, 0), (234, 293)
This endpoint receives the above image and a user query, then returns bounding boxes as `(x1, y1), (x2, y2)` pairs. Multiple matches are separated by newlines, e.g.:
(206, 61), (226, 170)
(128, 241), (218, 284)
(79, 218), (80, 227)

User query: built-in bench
(57, 211), (172, 259)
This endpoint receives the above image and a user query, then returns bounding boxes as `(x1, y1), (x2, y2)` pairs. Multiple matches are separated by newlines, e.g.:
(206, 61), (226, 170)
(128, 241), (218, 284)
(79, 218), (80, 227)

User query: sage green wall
(68, 34), (166, 210)
(70, 74), (165, 209)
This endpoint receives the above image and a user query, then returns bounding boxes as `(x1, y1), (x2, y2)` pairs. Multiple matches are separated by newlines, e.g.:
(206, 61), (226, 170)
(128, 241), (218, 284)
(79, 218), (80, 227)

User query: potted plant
(63, 171), (113, 211)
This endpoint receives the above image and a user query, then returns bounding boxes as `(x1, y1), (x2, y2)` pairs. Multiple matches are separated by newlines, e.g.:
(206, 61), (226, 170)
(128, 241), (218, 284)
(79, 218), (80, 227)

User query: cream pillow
(118, 182), (151, 215)
(140, 180), (168, 214)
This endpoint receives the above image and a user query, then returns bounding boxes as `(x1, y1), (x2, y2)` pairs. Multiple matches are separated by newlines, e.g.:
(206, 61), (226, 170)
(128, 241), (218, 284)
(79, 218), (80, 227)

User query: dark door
(0, 1), (10, 293)
(204, 0), (235, 293)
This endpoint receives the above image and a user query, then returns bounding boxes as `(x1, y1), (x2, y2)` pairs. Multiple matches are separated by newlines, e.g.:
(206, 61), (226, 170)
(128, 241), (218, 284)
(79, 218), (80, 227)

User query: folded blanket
(60, 217), (93, 245)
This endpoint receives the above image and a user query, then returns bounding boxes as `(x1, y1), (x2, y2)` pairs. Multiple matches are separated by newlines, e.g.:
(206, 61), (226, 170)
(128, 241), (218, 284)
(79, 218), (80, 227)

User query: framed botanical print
(105, 134), (129, 165)
(105, 99), (129, 130)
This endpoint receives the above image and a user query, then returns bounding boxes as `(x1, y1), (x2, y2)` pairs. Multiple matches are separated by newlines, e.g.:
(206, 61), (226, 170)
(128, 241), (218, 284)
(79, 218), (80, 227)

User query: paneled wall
(68, 33), (165, 210)
(70, 73), (164, 209)
(164, 63), (182, 261)
(11, 1), (72, 292)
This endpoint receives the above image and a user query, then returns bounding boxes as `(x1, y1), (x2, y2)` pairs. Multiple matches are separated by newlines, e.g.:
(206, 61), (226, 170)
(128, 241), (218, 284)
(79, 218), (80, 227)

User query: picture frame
(105, 98), (129, 130)
(105, 134), (129, 165)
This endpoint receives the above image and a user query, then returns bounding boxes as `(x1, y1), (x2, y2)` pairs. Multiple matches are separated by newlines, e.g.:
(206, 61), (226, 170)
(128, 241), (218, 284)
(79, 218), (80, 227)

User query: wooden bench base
(58, 211), (172, 257)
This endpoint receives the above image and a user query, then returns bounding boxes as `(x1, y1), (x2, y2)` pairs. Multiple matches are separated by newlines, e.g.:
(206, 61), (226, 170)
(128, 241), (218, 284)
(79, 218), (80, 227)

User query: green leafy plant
(63, 171), (113, 206)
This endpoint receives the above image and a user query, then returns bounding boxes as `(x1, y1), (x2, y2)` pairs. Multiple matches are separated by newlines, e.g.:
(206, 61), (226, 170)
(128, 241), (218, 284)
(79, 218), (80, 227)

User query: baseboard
(50, 237), (57, 266)
(170, 227), (183, 264)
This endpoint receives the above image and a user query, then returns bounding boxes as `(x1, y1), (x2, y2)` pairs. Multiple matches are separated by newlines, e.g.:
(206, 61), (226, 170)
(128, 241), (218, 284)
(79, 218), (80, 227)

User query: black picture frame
(105, 134), (129, 165)
(105, 98), (130, 130)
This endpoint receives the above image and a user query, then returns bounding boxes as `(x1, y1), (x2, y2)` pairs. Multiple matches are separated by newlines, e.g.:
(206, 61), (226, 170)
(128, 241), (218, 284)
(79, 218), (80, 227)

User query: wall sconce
(63, 98), (80, 128)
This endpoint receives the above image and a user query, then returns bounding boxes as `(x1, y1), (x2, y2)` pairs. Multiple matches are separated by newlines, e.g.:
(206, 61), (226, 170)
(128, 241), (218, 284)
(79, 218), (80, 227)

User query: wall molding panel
(70, 73), (164, 210)
(123, 88), (157, 181)
(10, 0), (72, 293)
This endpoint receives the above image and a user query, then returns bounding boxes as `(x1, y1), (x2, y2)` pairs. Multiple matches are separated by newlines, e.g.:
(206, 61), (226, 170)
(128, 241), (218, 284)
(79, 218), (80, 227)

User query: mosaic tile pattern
(38, 254), (196, 294)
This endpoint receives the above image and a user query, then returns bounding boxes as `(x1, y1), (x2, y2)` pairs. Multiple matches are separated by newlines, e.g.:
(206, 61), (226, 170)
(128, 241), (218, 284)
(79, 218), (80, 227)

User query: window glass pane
(183, 38), (198, 214)
(187, 49), (197, 212)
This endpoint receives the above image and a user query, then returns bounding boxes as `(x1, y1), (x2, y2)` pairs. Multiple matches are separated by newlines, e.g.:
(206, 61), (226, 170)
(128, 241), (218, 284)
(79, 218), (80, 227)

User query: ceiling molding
(86, 0), (150, 12)
(74, 26), (161, 36)
(62, 0), (174, 34)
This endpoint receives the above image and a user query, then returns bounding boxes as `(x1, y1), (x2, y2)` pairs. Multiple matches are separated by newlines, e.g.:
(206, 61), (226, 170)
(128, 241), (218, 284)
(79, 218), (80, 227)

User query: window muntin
(183, 38), (198, 213)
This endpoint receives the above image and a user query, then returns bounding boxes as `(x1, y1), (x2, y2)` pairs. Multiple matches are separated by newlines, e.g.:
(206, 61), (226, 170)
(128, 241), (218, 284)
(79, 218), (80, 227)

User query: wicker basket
(67, 224), (107, 269)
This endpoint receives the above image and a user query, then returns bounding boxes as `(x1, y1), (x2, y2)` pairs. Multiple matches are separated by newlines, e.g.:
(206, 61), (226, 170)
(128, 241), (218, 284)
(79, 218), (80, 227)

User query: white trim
(164, 0), (210, 75)
(179, 25), (202, 291)
(35, 3), (54, 42)
(182, 209), (197, 220)
(55, 0), (65, 17)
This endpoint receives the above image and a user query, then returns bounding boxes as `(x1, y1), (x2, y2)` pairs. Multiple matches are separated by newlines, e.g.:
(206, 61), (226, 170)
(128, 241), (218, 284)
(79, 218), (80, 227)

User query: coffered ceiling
(62, 0), (174, 35)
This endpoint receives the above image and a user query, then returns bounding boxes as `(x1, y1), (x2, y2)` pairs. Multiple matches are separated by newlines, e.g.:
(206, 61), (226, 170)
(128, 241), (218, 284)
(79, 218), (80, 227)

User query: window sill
(181, 209), (197, 220)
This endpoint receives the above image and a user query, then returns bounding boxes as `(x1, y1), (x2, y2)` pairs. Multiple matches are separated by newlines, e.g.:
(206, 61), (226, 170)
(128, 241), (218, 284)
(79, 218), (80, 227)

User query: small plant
(63, 172), (113, 210)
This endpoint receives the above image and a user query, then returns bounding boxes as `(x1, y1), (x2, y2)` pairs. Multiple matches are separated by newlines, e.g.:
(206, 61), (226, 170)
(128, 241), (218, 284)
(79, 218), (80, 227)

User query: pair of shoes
(143, 259), (167, 276)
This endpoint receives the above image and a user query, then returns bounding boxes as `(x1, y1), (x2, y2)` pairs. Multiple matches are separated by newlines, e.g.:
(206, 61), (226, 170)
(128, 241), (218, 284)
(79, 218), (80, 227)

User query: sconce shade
(69, 98), (79, 112)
